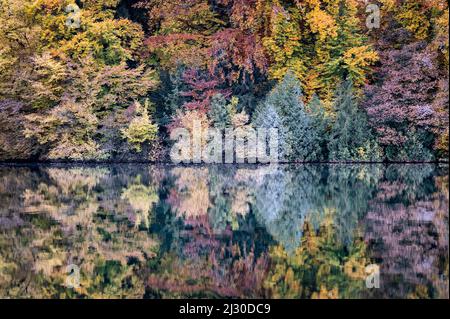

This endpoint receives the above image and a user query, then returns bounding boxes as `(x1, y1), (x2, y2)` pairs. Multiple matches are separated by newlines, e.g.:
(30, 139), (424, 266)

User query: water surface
(0, 164), (448, 299)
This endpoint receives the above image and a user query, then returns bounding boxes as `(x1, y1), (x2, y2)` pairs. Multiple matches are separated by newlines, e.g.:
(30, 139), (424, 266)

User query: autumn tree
(262, 0), (378, 102)
(0, 0), (159, 161)
(143, 0), (224, 69)
(363, 0), (448, 160)
(0, 0), (448, 162)
(0, 100), (41, 161)
(121, 100), (159, 152)
(364, 3), (448, 161)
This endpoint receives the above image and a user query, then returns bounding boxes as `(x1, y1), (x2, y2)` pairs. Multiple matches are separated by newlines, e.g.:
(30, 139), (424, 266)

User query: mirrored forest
(0, 164), (448, 298)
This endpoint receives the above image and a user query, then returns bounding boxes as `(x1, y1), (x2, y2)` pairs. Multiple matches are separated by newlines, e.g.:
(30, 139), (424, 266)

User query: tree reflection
(0, 164), (447, 298)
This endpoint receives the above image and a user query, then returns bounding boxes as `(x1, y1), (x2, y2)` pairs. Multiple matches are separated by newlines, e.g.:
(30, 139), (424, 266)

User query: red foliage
(180, 68), (230, 112)
(209, 29), (267, 84)
(364, 36), (443, 147)
(145, 33), (203, 48)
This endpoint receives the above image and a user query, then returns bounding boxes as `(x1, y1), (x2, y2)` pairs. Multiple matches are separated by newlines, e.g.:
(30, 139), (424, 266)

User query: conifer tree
(160, 66), (187, 126)
(307, 94), (329, 160)
(399, 129), (434, 161)
(328, 80), (381, 161)
(253, 102), (286, 161)
(264, 71), (320, 162)
(322, 0), (378, 90)
(209, 94), (232, 129)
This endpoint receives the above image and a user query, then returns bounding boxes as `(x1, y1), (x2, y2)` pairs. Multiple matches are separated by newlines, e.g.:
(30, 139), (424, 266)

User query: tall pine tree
(328, 80), (381, 161)
(209, 94), (232, 129)
(307, 94), (329, 160)
(253, 101), (286, 161)
(262, 71), (320, 162)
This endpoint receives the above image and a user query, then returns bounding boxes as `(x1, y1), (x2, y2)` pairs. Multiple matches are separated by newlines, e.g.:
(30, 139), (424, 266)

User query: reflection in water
(0, 164), (448, 299)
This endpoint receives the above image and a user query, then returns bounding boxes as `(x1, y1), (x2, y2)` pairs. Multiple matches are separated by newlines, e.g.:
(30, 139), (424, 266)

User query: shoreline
(1, 160), (448, 167)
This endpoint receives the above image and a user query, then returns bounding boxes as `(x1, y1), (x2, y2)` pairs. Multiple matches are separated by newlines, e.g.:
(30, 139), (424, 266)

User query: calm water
(0, 164), (448, 299)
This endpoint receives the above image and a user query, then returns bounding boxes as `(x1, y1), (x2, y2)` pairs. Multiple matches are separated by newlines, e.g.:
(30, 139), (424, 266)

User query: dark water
(0, 164), (448, 299)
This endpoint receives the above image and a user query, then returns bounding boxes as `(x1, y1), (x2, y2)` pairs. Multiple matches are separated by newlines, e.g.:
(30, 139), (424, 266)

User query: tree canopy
(0, 0), (448, 162)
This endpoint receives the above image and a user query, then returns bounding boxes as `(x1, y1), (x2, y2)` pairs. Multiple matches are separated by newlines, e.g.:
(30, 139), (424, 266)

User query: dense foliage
(0, 0), (448, 162)
(0, 164), (447, 298)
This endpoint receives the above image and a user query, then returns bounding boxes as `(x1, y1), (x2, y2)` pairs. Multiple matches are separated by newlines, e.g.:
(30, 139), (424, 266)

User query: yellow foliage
(170, 167), (211, 218)
(306, 6), (338, 41)
(263, 212), (370, 299)
(342, 46), (379, 86)
(397, 1), (430, 40)
(121, 100), (158, 153)
(311, 285), (339, 299)
(344, 257), (367, 280)
(121, 176), (159, 228)
(263, 8), (307, 83)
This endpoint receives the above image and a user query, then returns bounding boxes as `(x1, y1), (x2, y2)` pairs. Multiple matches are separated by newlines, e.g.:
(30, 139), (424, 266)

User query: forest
(0, 164), (448, 298)
(0, 0), (448, 162)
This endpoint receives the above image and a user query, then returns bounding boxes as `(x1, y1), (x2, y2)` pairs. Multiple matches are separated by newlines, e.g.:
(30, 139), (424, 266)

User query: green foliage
(18, 56), (157, 160)
(399, 129), (434, 161)
(209, 94), (232, 129)
(262, 7), (306, 83)
(263, 71), (321, 161)
(0, 165), (447, 298)
(252, 101), (287, 160)
(159, 67), (187, 126)
(121, 100), (159, 152)
(264, 220), (368, 299)
(321, 1), (378, 90)
(0, 100), (40, 160)
(307, 94), (330, 161)
(0, 0), (447, 162)
(328, 81), (382, 162)
(262, 0), (378, 102)
(0, 0), (158, 161)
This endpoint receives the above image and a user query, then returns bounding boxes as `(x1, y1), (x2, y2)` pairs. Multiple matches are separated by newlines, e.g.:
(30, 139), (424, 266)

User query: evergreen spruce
(209, 94), (232, 129)
(263, 71), (320, 162)
(307, 94), (329, 160)
(161, 66), (186, 126)
(328, 80), (381, 161)
(399, 129), (434, 162)
(253, 102), (287, 160)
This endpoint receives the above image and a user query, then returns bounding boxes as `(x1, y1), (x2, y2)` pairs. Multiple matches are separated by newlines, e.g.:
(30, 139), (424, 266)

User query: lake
(0, 163), (448, 299)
